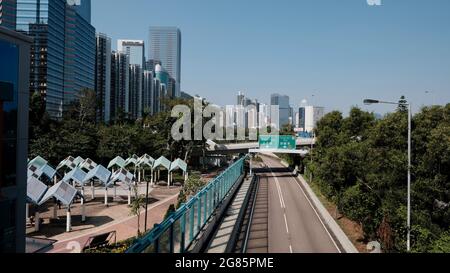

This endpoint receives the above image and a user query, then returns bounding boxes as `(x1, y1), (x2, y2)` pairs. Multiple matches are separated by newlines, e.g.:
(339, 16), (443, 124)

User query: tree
(129, 185), (147, 238)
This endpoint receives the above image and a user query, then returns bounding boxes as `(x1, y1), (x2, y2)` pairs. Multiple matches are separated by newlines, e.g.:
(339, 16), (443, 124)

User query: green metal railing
(127, 156), (247, 253)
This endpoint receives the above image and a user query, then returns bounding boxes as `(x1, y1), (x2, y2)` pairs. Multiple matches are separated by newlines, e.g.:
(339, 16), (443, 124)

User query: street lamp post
(364, 99), (412, 252)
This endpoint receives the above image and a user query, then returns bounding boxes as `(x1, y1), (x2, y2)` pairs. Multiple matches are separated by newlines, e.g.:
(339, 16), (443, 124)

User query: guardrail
(127, 155), (248, 253)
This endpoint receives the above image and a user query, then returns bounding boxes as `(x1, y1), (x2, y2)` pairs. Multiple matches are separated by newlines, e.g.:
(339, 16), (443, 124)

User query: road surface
(259, 155), (341, 253)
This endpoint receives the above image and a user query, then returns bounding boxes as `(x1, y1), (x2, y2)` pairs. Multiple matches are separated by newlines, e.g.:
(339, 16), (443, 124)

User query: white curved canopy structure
(170, 158), (187, 173)
(138, 154), (154, 168)
(56, 156), (78, 171)
(107, 156), (126, 169)
(79, 158), (98, 172)
(153, 156), (171, 170)
(83, 165), (112, 187)
(62, 167), (88, 186)
(110, 168), (135, 189)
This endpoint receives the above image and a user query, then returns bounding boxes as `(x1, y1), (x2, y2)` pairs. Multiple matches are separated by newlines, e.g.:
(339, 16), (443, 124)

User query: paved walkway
(43, 192), (179, 253)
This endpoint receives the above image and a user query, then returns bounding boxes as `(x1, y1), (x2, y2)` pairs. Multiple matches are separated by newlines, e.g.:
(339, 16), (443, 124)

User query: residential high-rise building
(149, 26), (181, 97)
(0, 26), (32, 253)
(0, 0), (16, 30)
(64, 1), (96, 110)
(143, 70), (153, 116)
(118, 39), (145, 117)
(110, 51), (129, 118)
(271, 93), (290, 127)
(95, 33), (111, 123)
(128, 64), (142, 119)
(16, 0), (67, 119)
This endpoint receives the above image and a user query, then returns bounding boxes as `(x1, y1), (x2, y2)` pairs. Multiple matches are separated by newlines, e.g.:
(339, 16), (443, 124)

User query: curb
(296, 173), (359, 253)
(273, 158), (358, 253)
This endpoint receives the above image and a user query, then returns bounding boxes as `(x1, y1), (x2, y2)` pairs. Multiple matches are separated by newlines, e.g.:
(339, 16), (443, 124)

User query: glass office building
(149, 26), (181, 97)
(16, 0), (95, 118)
(64, 2), (95, 109)
(73, 0), (90, 23)
(271, 93), (291, 127)
(0, 0), (16, 30)
(0, 27), (31, 253)
(16, 0), (66, 119)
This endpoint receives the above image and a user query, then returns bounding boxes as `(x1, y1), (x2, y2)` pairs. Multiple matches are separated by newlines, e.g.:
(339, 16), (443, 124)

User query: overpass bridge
(205, 138), (316, 155)
(127, 153), (358, 254)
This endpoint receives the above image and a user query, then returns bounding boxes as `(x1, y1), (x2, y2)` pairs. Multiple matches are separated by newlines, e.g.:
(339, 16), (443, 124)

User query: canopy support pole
(66, 206), (71, 232)
(151, 170), (154, 186)
(34, 211), (40, 232)
(104, 187), (108, 206)
(91, 181), (95, 200)
(25, 203), (29, 226)
(128, 188), (131, 205)
(81, 187), (86, 222)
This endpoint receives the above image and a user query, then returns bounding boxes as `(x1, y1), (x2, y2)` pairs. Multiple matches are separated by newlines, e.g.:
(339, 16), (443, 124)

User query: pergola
(73, 156), (85, 166)
(38, 181), (83, 232)
(79, 158), (98, 172)
(56, 156), (80, 180)
(28, 156), (48, 170)
(169, 158), (188, 185)
(107, 156), (126, 171)
(110, 168), (135, 205)
(28, 163), (57, 182)
(153, 156), (171, 187)
(137, 154), (154, 182)
(27, 176), (83, 232)
(29, 158), (57, 184)
(124, 155), (139, 182)
(62, 167), (88, 222)
(83, 165), (112, 206)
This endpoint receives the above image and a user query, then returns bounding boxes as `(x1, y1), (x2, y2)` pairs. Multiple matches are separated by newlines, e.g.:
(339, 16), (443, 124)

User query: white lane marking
(264, 156), (341, 254)
(283, 214), (290, 234)
(269, 165), (292, 253)
(292, 176), (342, 253)
(273, 171), (286, 209)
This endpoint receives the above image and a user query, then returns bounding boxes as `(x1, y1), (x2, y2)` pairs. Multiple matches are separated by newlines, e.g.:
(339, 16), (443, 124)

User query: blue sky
(92, 0), (450, 114)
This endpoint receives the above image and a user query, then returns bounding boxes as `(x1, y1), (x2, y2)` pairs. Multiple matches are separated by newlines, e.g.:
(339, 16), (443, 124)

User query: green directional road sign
(259, 135), (296, 150)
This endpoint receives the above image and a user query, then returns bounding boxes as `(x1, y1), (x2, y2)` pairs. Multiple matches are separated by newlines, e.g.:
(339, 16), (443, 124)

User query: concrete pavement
(261, 156), (341, 253)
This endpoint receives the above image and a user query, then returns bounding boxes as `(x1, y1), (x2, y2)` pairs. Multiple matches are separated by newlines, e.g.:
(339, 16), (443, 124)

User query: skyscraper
(73, 0), (91, 23)
(64, 0), (96, 110)
(16, 0), (95, 119)
(237, 91), (245, 106)
(118, 39), (144, 118)
(0, 0), (16, 30)
(16, 0), (67, 119)
(149, 26), (181, 97)
(128, 64), (142, 119)
(118, 40), (145, 68)
(271, 93), (290, 127)
(111, 51), (129, 118)
(143, 70), (153, 116)
(95, 33), (111, 123)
